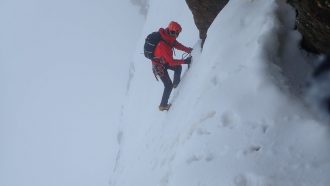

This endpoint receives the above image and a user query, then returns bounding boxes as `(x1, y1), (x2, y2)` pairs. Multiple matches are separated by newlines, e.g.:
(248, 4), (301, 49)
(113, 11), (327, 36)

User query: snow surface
(1, 0), (330, 186)
(113, 0), (330, 186)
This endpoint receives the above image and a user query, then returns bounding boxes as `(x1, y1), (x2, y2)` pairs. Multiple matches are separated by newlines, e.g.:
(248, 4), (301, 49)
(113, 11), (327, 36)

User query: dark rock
(185, 0), (229, 48)
(289, 0), (330, 54)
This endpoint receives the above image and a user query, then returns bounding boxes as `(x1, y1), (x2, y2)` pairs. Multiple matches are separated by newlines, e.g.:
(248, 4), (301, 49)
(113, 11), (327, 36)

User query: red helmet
(167, 21), (182, 33)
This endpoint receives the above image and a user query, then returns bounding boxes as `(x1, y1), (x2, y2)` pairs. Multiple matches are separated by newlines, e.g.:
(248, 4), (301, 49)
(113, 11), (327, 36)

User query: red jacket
(153, 28), (191, 66)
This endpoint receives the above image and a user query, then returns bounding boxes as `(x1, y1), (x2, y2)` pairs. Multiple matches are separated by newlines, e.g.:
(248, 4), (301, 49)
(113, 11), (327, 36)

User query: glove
(184, 56), (192, 65)
(187, 47), (193, 53)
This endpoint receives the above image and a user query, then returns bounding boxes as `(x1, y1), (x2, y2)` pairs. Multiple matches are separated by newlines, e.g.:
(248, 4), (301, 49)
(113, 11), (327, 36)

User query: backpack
(144, 31), (162, 60)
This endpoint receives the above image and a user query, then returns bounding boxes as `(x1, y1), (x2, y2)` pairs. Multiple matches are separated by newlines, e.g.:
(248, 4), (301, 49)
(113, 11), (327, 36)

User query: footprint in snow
(211, 76), (219, 86)
(198, 111), (217, 123)
(218, 111), (240, 128)
(261, 124), (269, 134)
(249, 122), (270, 134)
(234, 173), (272, 186)
(186, 111), (216, 140)
(239, 145), (262, 157)
(196, 128), (211, 136)
(186, 153), (215, 164)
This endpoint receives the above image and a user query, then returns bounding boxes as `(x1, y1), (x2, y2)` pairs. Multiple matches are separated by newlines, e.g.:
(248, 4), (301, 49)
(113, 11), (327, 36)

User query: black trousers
(155, 64), (182, 106)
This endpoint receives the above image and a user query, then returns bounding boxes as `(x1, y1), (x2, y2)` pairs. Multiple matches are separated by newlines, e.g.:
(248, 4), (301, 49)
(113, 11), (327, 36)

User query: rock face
(289, 0), (330, 54)
(185, 0), (330, 53)
(185, 0), (229, 48)
(288, 0), (330, 119)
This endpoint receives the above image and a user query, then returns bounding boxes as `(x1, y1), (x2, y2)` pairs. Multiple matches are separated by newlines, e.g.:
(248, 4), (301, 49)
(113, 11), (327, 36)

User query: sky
(0, 1), (144, 186)
(1, 0), (330, 186)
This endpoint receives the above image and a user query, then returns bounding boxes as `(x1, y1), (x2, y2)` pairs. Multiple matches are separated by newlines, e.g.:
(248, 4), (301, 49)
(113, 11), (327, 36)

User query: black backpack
(144, 31), (162, 60)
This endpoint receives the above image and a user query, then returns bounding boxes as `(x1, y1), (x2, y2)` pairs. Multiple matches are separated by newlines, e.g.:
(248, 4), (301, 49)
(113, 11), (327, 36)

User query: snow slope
(2, 0), (330, 186)
(113, 0), (330, 186)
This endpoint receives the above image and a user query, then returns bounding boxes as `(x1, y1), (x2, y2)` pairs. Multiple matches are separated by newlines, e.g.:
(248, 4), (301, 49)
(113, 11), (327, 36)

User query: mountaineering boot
(159, 104), (171, 111)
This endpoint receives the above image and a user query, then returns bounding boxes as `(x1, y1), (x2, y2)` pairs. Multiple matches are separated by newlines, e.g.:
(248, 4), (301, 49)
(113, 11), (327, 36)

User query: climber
(151, 21), (193, 111)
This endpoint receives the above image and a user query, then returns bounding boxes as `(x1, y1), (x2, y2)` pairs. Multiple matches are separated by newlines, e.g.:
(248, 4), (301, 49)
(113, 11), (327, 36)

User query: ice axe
(182, 53), (192, 69)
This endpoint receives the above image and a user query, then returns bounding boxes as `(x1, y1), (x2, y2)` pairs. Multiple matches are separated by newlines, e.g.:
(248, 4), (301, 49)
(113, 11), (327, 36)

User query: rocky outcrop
(185, 0), (330, 53)
(288, 0), (330, 54)
(185, 0), (229, 48)
(288, 0), (330, 118)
